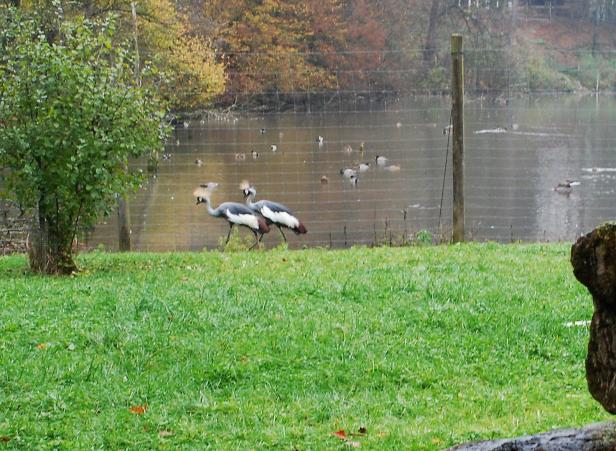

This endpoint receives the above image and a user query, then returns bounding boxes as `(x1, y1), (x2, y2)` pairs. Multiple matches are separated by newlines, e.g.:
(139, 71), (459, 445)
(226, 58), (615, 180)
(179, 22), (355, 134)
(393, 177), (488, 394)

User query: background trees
(10, 0), (227, 109)
(5, 0), (615, 111)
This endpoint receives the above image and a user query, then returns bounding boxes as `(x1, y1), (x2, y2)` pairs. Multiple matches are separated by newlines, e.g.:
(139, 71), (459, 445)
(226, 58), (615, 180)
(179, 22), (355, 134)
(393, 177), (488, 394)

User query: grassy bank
(0, 244), (608, 449)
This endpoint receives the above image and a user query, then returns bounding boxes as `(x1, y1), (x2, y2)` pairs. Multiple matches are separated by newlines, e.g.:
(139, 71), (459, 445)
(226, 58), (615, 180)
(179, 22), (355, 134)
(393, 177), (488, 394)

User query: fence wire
(3, 45), (616, 253)
(85, 86), (616, 251)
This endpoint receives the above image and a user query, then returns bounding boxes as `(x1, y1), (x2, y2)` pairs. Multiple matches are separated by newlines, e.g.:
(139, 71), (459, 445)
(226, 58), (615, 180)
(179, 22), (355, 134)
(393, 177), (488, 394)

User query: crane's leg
(225, 223), (234, 245)
(248, 231), (259, 250)
(277, 225), (287, 243)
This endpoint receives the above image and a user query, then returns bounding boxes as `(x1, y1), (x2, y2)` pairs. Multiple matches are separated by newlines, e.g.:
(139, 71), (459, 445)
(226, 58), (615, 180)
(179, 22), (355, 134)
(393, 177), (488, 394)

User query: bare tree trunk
(423, 0), (441, 69)
(28, 203), (77, 275)
(115, 2), (141, 252)
(592, 0), (600, 56)
(510, 0), (517, 45)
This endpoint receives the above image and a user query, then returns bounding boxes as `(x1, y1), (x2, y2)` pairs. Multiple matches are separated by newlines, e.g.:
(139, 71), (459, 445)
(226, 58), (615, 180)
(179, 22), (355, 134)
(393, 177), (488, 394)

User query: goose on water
(375, 155), (388, 165)
(358, 162), (370, 172)
(340, 168), (357, 178)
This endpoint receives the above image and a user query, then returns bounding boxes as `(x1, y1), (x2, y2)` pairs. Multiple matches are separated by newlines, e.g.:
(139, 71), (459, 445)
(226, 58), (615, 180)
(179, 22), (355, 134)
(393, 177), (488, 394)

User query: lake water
(88, 95), (616, 251)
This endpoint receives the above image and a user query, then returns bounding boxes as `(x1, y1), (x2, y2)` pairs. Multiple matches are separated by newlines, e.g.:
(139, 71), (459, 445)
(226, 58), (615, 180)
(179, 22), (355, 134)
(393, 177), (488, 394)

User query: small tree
(0, 9), (166, 274)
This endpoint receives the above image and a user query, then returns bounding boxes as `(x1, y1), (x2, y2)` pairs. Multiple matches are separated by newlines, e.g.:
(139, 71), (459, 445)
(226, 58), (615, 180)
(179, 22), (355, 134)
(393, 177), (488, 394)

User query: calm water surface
(89, 95), (616, 251)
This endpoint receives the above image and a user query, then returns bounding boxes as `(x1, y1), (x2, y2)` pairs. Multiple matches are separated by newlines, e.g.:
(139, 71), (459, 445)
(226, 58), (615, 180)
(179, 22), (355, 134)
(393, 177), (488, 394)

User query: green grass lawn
(0, 244), (609, 449)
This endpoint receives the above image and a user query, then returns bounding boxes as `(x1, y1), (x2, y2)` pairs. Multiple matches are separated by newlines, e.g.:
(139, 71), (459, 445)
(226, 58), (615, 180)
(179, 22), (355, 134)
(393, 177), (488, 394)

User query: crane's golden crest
(193, 182), (219, 198)
(239, 180), (251, 190)
(193, 186), (211, 198)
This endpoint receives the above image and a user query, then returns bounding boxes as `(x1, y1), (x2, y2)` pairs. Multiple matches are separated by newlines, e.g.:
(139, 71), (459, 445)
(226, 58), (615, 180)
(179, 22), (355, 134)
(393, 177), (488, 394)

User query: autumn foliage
(12, 1), (612, 110)
(15, 0), (226, 110)
(192, 0), (390, 109)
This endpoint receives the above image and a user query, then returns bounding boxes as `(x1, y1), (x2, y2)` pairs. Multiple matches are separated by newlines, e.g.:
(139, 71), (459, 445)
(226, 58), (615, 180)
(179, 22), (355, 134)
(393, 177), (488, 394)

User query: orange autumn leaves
(332, 426), (368, 447)
(129, 404), (148, 415)
(202, 0), (388, 102)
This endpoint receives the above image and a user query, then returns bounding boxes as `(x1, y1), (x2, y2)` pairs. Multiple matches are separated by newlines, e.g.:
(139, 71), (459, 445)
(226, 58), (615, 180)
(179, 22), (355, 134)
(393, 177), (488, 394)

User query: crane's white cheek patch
(226, 210), (259, 230)
(262, 206), (299, 229)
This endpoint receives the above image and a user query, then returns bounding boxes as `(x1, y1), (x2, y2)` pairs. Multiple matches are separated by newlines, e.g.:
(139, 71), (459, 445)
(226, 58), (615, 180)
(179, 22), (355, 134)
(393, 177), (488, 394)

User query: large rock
(446, 421), (616, 451)
(449, 224), (616, 450)
(571, 223), (616, 413)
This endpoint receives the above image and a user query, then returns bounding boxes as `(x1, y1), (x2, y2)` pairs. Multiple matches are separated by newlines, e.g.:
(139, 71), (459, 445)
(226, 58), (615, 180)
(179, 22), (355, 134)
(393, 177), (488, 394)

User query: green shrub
(0, 8), (167, 274)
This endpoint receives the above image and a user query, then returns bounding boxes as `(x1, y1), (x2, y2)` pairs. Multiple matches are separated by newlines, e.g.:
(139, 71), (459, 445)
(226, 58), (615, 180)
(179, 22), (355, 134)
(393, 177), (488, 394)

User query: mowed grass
(0, 244), (609, 449)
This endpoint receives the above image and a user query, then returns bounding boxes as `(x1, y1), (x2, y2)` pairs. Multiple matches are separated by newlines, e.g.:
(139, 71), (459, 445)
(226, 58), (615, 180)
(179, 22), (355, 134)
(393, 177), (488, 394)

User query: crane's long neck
(203, 195), (222, 217)
(245, 191), (256, 208)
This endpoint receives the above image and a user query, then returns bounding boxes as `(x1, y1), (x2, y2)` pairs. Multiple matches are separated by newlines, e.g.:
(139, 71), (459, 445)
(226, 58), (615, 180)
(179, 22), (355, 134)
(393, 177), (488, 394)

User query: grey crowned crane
(193, 185), (269, 249)
(240, 183), (307, 243)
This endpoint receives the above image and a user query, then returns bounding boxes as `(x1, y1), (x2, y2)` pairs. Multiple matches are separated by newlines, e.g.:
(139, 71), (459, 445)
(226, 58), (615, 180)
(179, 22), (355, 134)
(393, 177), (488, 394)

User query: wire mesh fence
(3, 44), (616, 253)
(84, 85), (616, 251)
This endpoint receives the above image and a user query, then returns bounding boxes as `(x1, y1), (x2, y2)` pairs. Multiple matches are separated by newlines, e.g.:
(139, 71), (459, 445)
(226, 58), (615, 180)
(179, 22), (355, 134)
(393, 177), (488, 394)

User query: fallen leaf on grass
(129, 404), (148, 415)
(35, 342), (48, 350)
(332, 430), (347, 440)
(332, 430), (361, 448)
(158, 430), (173, 438)
(1, 436), (10, 443)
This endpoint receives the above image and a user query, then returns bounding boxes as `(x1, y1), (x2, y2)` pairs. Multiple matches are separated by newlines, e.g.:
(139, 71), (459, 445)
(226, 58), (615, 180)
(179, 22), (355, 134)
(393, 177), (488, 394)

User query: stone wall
(0, 200), (29, 255)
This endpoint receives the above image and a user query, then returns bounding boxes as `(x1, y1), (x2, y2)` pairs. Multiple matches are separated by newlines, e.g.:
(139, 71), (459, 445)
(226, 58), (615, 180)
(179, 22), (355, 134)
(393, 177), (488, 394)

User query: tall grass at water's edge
(0, 244), (608, 449)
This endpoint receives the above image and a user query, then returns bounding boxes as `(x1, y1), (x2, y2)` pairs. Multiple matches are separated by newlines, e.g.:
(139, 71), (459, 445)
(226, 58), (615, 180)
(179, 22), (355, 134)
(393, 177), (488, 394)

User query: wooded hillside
(4, 0), (616, 111)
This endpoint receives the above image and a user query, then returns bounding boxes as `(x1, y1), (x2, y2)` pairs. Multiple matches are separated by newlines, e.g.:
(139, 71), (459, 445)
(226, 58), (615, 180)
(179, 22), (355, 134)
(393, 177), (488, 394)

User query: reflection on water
(89, 95), (616, 251)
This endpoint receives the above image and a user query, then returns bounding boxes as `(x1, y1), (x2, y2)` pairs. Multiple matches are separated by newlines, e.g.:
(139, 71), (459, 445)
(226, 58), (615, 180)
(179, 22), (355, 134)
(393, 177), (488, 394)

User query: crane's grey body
(210, 202), (258, 220)
(196, 194), (269, 249)
(251, 199), (294, 217)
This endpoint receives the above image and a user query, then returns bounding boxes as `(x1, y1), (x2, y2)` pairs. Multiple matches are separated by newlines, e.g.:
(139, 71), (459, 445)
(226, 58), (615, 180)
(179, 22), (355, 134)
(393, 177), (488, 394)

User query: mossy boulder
(572, 223), (616, 413)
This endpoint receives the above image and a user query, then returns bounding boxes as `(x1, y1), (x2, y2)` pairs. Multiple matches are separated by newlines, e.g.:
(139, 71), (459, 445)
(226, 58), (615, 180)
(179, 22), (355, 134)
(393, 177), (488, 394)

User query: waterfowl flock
(151, 113), (598, 250)
(337, 151), (401, 186)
